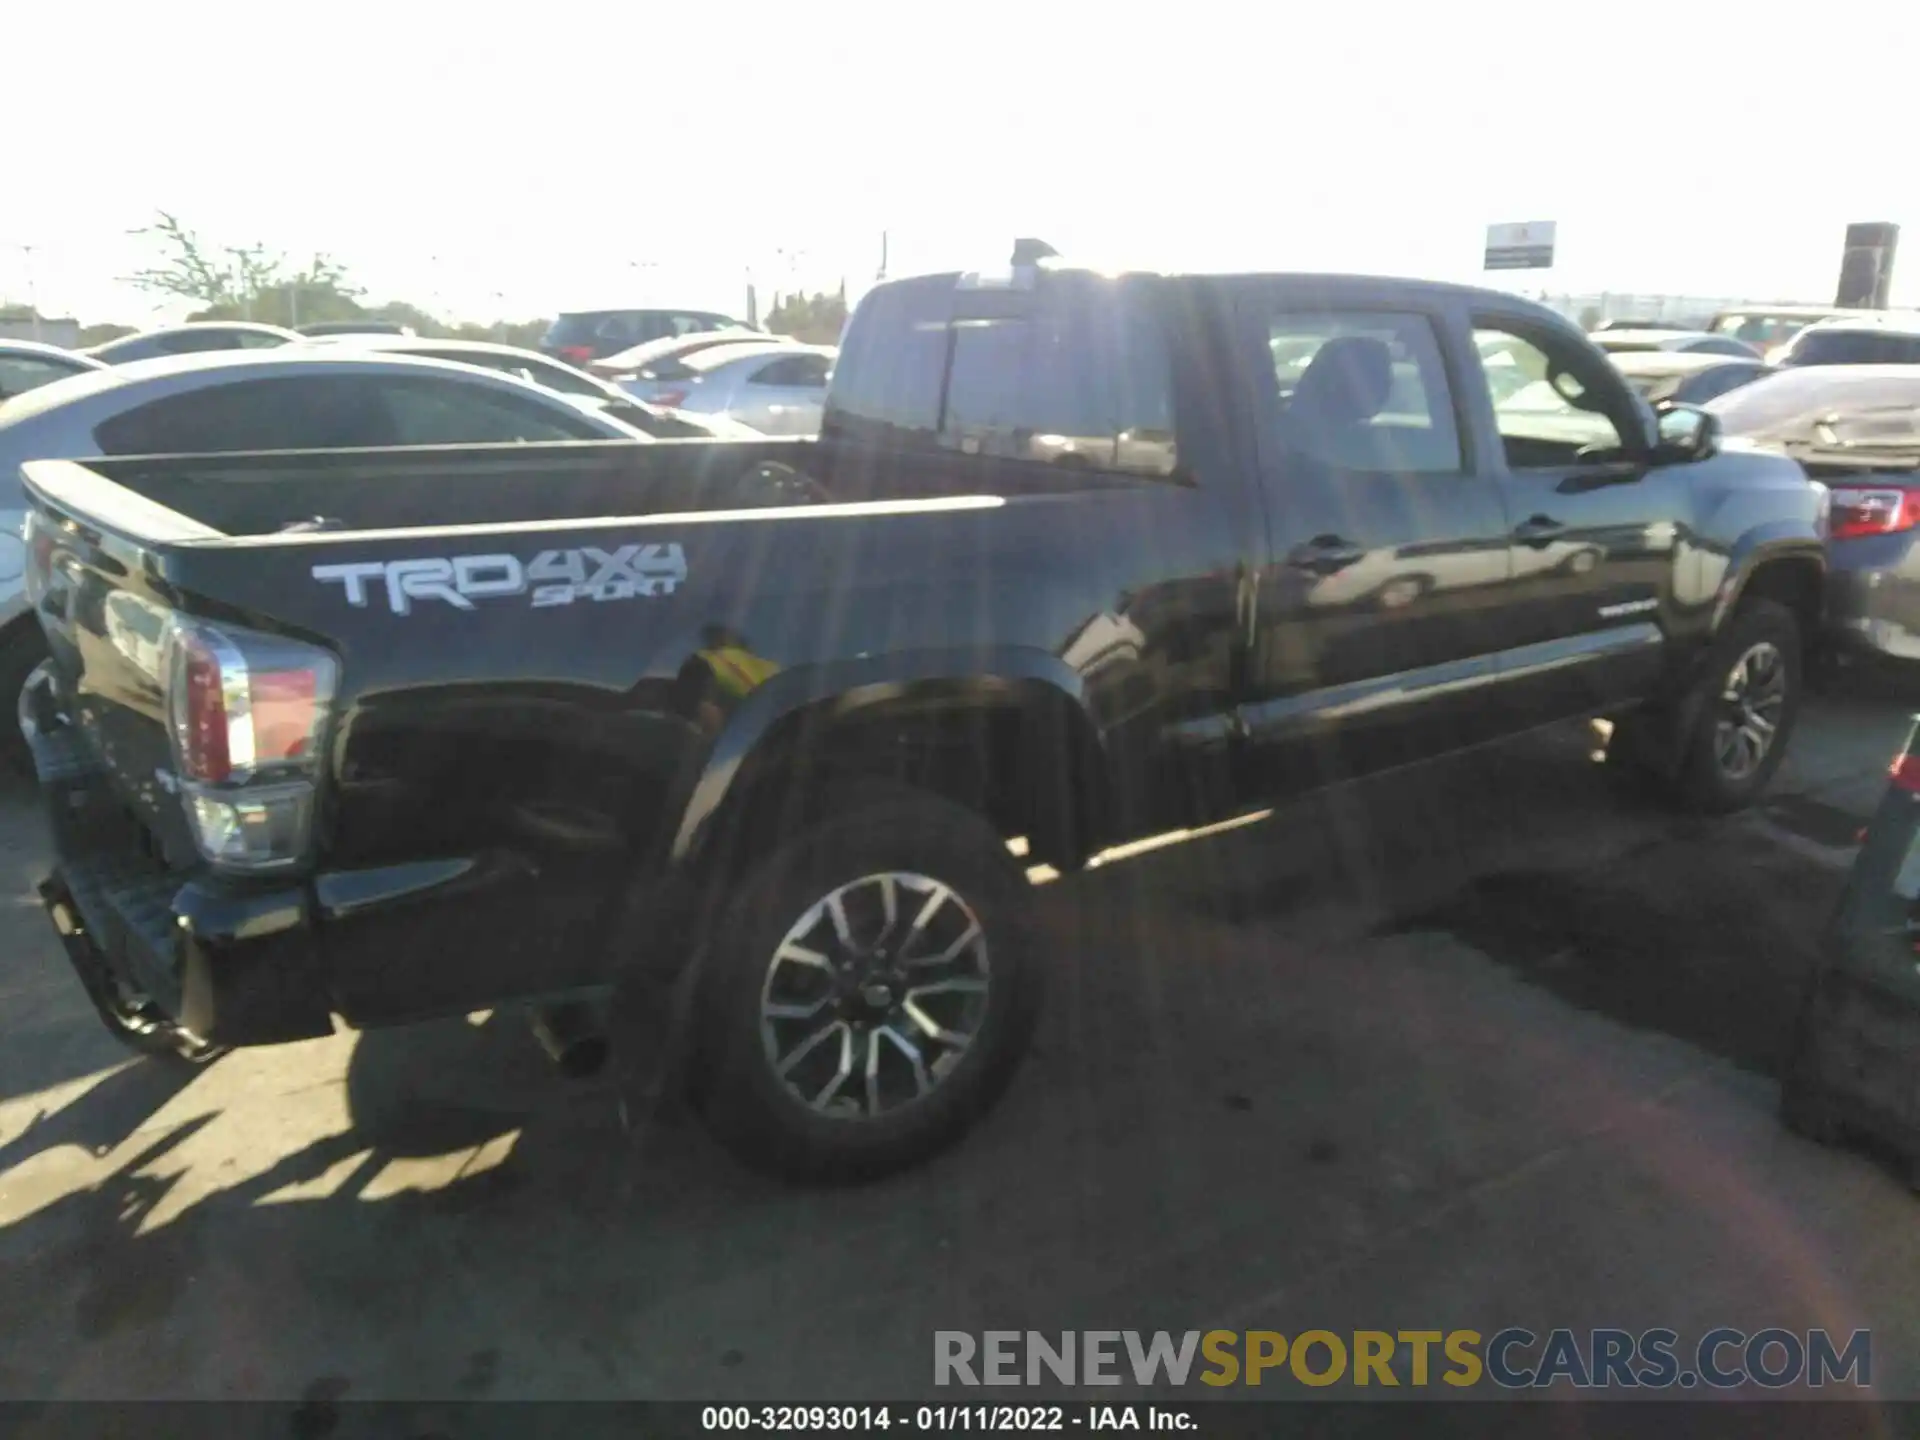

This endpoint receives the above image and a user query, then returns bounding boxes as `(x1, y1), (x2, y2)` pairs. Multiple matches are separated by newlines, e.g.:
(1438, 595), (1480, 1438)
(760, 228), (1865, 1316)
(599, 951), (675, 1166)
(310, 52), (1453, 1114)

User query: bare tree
(125, 211), (359, 321)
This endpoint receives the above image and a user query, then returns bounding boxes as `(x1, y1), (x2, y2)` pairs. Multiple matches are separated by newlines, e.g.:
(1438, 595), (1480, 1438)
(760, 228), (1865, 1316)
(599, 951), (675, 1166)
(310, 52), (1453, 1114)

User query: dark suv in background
(540, 309), (756, 365)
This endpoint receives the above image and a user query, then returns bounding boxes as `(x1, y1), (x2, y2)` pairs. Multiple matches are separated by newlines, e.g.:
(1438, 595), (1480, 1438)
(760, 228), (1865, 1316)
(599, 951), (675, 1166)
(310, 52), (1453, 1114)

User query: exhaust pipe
(529, 1000), (609, 1079)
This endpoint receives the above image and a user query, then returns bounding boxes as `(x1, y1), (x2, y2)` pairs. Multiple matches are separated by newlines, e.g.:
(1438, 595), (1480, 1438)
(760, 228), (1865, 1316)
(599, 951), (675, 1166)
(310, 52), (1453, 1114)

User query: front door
(1466, 312), (1683, 723)
(1240, 297), (1517, 796)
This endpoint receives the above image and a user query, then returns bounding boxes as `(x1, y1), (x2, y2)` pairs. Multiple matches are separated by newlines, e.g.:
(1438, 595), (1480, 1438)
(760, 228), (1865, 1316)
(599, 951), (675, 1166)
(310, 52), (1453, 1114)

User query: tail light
(651, 387), (689, 409)
(1894, 753), (1920, 796)
(1829, 485), (1920, 540)
(164, 616), (338, 872)
(556, 344), (595, 365)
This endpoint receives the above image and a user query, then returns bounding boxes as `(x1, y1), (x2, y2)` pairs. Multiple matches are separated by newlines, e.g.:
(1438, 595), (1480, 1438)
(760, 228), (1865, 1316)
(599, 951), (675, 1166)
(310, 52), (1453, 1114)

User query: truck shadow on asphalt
(0, 726), (1870, 1398)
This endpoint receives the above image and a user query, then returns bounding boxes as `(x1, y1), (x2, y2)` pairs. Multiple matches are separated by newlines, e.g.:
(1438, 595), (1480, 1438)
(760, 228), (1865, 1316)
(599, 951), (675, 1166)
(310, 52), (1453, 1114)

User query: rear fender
(667, 646), (1102, 870)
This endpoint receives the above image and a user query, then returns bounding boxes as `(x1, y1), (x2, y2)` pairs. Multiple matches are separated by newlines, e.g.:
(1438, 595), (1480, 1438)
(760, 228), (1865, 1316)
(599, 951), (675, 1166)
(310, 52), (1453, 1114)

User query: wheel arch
(1711, 532), (1824, 640)
(669, 647), (1113, 879)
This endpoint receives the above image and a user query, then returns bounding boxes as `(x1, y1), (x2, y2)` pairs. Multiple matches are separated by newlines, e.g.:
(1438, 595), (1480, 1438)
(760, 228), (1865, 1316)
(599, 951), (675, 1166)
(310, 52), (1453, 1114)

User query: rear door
(1238, 288), (1515, 793)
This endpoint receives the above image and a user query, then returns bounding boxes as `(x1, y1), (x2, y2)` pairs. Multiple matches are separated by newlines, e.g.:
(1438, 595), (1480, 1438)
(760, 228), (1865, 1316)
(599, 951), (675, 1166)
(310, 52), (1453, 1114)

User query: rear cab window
(825, 272), (1179, 478)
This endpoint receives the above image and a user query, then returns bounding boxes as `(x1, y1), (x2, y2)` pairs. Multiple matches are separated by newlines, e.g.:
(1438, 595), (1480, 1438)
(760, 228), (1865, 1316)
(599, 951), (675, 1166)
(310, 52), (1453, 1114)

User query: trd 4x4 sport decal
(312, 544), (688, 615)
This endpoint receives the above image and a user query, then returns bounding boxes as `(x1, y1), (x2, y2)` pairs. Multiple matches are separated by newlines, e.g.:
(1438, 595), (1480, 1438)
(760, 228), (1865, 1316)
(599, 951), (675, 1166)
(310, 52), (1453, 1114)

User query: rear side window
(95, 377), (395, 453)
(1268, 311), (1463, 474)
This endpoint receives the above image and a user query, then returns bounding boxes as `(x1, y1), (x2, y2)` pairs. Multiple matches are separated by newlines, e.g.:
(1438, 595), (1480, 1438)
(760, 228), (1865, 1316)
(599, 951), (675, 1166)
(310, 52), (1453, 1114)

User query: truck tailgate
(24, 483), (209, 869)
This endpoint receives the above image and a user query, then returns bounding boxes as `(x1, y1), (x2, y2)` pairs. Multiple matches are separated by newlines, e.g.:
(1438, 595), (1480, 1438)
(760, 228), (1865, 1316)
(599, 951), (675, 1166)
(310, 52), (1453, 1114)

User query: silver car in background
(590, 329), (794, 396)
(650, 342), (835, 435)
(1706, 366), (1920, 665)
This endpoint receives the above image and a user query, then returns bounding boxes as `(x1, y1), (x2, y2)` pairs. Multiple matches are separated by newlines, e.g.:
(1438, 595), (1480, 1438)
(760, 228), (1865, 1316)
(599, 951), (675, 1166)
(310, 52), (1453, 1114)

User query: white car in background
(644, 342), (836, 436)
(0, 350), (654, 767)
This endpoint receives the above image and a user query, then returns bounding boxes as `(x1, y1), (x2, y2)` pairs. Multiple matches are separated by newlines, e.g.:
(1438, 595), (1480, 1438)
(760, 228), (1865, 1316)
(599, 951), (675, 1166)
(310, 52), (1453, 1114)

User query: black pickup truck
(18, 258), (1829, 1180)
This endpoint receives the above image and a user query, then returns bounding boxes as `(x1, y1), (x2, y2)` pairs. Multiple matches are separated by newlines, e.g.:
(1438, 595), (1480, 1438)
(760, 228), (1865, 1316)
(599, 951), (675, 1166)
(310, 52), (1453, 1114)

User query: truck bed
(37, 437), (825, 537)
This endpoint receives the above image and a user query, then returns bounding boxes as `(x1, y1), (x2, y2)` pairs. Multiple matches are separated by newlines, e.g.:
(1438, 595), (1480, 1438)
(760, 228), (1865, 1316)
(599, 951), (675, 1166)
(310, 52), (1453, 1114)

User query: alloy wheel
(1712, 640), (1787, 782)
(759, 872), (991, 1121)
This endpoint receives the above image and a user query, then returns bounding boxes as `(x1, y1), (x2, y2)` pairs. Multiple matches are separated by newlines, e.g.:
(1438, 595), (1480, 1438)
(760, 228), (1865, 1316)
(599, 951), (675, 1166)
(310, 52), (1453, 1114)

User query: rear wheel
(691, 786), (1041, 1182)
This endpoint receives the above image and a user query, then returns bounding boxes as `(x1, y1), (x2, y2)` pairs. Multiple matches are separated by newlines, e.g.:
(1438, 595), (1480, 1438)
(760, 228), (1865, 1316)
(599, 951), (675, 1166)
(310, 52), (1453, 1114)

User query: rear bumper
(22, 663), (643, 1049)
(22, 664), (333, 1047)
(1825, 532), (1920, 661)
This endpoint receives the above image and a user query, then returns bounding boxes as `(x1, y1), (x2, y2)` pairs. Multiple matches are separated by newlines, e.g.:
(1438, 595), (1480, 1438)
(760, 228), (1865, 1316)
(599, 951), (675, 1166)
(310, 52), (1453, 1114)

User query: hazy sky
(7, 2), (1915, 325)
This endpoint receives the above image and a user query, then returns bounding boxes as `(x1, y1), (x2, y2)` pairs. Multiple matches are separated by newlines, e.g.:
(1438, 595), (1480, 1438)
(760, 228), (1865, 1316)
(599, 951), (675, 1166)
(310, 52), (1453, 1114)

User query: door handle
(1513, 514), (1566, 547)
(1288, 534), (1366, 574)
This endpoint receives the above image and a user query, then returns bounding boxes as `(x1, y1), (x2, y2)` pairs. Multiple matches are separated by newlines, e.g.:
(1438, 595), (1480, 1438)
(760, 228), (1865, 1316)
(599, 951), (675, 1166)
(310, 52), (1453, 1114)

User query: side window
(751, 355), (831, 388)
(0, 357), (83, 399)
(157, 330), (233, 355)
(375, 377), (604, 445)
(939, 284), (1178, 477)
(594, 314), (644, 348)
(672, 314), (719, 336)
(95, 377), (395, 454)
(1267, 310), (1462, 474)
(1472, 321), (1630, 468)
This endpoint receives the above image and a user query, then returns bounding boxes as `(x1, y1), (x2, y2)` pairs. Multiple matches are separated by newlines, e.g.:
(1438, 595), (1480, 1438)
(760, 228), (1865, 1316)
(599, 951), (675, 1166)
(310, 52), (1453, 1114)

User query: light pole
(21, 245), (40, 341)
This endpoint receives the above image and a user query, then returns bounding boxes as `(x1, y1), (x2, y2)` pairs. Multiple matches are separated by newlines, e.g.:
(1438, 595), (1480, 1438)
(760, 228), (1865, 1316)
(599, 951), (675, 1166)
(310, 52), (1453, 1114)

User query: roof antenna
(1011, 238), (1059, 267)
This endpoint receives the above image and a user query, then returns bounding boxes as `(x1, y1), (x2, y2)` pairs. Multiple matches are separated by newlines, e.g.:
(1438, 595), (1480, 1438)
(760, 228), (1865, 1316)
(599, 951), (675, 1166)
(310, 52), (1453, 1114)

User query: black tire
(1674, 598), (1802, 814)
(691, 785), (1041, 1183)
(0, 621), (48, 778)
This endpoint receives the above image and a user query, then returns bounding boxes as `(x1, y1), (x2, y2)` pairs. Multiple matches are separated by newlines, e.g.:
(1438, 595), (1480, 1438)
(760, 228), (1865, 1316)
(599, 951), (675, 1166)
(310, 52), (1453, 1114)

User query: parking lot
(4, 678), (1920, 1405)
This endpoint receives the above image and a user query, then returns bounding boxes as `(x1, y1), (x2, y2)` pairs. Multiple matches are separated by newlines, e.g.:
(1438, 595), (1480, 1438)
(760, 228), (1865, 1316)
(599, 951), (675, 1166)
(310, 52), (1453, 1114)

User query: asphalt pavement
(2, 681), (1919, 1406)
